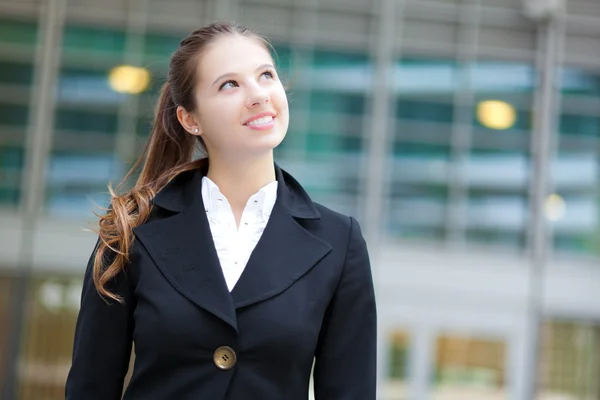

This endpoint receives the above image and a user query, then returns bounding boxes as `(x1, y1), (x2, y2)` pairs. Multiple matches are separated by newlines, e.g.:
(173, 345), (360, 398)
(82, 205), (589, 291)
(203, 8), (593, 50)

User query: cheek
(201, 99), (239, 128)
(272, 87), (289, 116)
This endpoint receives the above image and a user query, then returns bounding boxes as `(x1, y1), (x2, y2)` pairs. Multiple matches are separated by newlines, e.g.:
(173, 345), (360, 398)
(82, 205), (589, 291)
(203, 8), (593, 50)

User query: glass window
(0, 103), (29, 127)
(552, 68), (600, 257)
(308, 91), (365, 115)
(0, 274), (14, 390)
(561, 68), (600, 97)
(389, 142), (449, 240)
(432, 333), (507, 400)
(0, 18), (38, 47)
(62, 25), (127, 58)
(0, 17), (36, 210)
(0, 147), (24, 207)
(466, 63), (535, 249)
(0, 61), (34, 85)
(272, 44), (293, 76)
(380, 330), (410, 400)
(389, 58), (457, 241)
(143, 32), (182, 59)
(56, 66), (126, 106)
(538, 321), (600, 400)
(54, 108), (119, 135)
(16, 276), (81, 399)
(277, 48), (370, 219)
(45, 151), (125, 218)
(397, 98), (454, 123)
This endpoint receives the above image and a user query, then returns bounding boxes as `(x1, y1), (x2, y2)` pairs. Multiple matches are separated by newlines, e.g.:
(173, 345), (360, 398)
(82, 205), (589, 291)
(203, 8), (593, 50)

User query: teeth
(247, 116), (274, 126)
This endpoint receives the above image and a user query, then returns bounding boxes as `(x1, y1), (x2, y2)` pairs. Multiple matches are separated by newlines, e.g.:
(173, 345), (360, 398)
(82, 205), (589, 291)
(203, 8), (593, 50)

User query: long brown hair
(94, 22), (272, 302)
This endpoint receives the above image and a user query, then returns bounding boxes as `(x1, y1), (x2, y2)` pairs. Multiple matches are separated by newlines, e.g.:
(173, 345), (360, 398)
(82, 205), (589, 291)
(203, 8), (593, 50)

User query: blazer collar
(152, 161), (321, 220)
(133, 161), (330, 333)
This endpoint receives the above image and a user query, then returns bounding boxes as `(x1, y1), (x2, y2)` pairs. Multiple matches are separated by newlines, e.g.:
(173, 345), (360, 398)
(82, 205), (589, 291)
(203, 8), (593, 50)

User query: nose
(245, 86), (269, 108)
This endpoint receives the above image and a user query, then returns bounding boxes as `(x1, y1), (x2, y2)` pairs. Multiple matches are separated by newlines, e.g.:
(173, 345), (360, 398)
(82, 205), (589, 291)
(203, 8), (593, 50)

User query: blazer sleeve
(65, 239), (135, 400)
(313, 217), (377, 399)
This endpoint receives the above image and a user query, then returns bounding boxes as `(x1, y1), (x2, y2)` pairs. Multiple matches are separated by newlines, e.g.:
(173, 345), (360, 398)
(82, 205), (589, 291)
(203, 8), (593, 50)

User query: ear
(176, 105), (202, 136)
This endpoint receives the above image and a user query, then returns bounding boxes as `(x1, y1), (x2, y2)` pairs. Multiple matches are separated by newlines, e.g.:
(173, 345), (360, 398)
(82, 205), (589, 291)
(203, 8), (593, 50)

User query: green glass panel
(60, 66), (107, 80)
(142, 69), (167, 98)
(306, 133), (337, 153)
(0, 147), (24, 169)
(271, 44), (292, 70)
(136, 116), (153, 138)
(561, 68), (600, 96)
(310, 92), (365, 114)
(560, 114), (600, 137)
(0, 18), (37, 46)
(55, 109), (118, 134)
(63, 25), (126, 54)
(397, 99), (454, 123)
(306, 133), (362, 153)
(393, 142), (450, 157)
(144, 32), (181, 58)
(0, 187), (19, 206)
(312, 49), (368, 66)
(0, 104), (29, 126)
(0, 61), (34, 85)
(401, 57), (456, 67)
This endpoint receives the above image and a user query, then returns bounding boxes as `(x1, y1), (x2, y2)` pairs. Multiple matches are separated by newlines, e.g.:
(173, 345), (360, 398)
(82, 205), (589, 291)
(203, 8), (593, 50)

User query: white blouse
(201, 176), (278, 291)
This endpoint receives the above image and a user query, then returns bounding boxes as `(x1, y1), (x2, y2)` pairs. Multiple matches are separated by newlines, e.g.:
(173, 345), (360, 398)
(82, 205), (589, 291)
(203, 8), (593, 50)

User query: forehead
(197, 35), (273, 82)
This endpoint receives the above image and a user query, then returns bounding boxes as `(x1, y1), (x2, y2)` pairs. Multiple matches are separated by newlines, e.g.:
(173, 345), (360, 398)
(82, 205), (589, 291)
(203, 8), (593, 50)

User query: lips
(243, 112), (276, 126)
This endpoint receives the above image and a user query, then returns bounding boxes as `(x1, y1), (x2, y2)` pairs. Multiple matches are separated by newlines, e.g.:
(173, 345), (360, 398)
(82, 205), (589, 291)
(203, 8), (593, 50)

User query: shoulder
(313, 202), (353, 230)
(310, 202), (365, 249)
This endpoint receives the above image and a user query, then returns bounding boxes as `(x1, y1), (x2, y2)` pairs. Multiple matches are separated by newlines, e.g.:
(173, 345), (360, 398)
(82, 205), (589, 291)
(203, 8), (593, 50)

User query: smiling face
(187, 34), (289, 161)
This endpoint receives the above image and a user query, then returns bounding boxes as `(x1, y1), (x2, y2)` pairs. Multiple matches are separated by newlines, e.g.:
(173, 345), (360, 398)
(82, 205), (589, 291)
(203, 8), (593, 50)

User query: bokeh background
(1, 0), (600, 399)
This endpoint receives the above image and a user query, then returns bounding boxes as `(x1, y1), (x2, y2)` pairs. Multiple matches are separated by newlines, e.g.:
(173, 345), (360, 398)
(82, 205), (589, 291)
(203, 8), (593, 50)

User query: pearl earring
(194, 127), (199, 133)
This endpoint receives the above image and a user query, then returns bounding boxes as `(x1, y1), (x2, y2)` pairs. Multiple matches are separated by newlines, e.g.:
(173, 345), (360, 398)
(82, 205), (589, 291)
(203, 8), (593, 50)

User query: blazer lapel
(133, 168), (237, 332)
(133, 162), (331, 324)
(230, 201), (331, 309)
(230, 167), (332, 309)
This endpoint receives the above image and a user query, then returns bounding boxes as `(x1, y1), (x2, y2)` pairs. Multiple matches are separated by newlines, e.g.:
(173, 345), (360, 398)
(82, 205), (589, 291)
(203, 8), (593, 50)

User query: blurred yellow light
(545, 194), (566, 221)
(477, 100), (517, 130)
(108, 65), (150, 94)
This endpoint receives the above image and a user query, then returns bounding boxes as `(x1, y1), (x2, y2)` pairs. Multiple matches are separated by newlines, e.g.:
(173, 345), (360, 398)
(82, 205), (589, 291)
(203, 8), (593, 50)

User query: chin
(253, 129), (286, 150)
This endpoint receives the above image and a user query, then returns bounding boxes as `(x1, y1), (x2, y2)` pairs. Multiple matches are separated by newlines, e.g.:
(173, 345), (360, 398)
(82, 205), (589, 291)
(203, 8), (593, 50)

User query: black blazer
(65, 164), (377, 400)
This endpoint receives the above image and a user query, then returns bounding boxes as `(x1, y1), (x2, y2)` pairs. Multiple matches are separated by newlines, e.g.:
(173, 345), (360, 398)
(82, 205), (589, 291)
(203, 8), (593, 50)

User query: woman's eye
(220, 80), (238, 90)
(261, 70), (274, 80)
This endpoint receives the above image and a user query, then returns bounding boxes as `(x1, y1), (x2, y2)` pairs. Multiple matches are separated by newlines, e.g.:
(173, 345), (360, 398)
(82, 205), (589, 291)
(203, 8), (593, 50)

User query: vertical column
(114, 0), (149, 172)
(288, 0), (319, 164)
(20, 0), (66, 219)
(408, 326), (435, 400)
(1, 0), (66, 398)
(214, 0), (237, 21)
(361, 0), (401, 250)
(360, 0), (399, 392)
(445, 0), (481, 246)
(520, 6), (565, 400)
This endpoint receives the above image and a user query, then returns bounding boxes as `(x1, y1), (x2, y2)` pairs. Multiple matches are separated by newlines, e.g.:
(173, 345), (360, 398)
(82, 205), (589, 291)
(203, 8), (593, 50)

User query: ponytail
(92, 82), (203, 302)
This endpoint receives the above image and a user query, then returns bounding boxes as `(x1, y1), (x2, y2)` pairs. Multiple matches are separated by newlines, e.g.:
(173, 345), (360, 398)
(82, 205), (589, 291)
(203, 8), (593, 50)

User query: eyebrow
(212, 63), (275, 86)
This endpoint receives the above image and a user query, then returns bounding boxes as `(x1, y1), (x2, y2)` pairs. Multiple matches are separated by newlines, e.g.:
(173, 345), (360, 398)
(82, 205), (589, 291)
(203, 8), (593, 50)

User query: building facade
(0, 0), (599, 399)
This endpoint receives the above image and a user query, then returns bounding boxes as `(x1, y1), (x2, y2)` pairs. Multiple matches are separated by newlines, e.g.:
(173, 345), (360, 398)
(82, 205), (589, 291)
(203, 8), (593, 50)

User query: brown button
(213, 346), (236, 370)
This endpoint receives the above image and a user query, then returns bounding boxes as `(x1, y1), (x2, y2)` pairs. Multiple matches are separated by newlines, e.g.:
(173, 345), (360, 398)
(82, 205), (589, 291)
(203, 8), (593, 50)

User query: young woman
(66, 22), (376, 400)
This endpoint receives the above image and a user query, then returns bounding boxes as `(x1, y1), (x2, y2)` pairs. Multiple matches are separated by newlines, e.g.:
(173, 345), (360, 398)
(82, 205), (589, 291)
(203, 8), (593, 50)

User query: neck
(206, 152), (276, 213)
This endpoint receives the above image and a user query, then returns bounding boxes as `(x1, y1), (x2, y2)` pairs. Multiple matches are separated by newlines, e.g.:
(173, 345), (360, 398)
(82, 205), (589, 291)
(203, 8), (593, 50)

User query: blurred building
(1, 0), (600, 399)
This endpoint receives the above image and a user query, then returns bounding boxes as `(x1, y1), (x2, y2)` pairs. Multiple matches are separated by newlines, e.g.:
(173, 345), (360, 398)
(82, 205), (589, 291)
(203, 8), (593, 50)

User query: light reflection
(545, 194), (566, 222)
(477, 100), (517, 130)
(108, 65), (151, 94)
